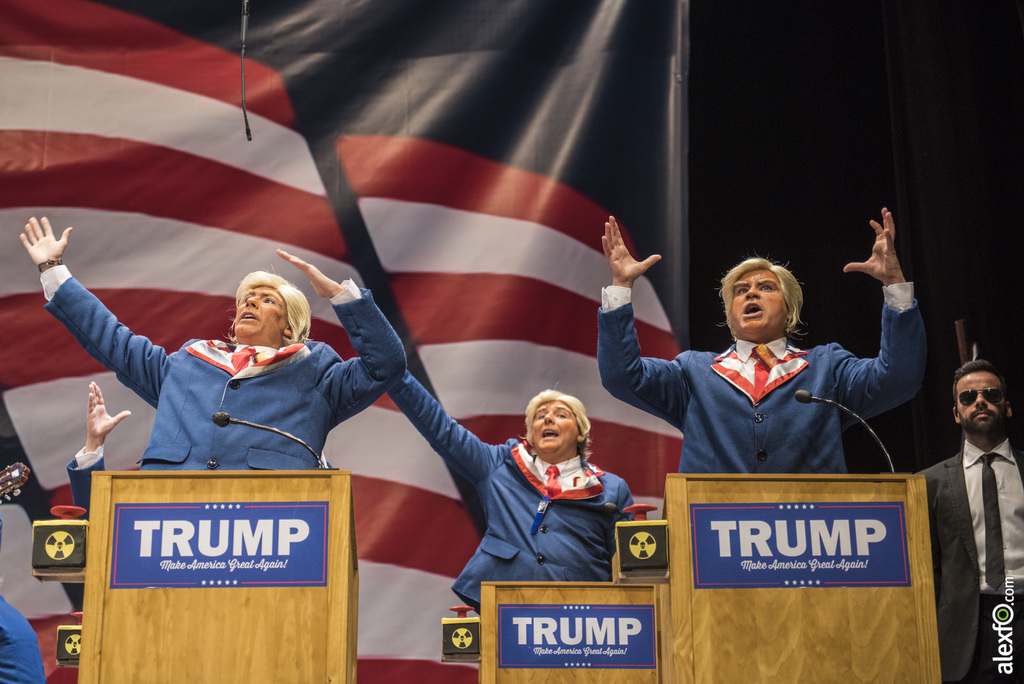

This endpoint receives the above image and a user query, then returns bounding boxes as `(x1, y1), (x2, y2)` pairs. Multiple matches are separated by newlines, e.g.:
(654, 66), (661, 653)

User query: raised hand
(85, 382), (131, 453)
(602, 216), (662, 288)
(277, 249), (344, 298)
(843, 207), (906, 286)
(20, 217), (73, 268)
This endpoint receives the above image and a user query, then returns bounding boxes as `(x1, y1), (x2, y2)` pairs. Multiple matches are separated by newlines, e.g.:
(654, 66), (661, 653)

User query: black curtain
(688, 0), (1024, 472)
(881, 0), (1024, 467)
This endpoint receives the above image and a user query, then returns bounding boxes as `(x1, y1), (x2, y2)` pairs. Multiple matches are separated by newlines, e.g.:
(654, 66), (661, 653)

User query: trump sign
(110, 501), (329, 588)
(690, 502), (911, 588)
(497, 604), (657, 669)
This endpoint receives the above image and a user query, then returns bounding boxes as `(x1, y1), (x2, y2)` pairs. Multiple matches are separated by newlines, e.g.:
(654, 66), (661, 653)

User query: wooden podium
(476, 473), (940, 683)
(664, 473), (940, 683)
(77, 470), (358, 684)
(478, 581), (671, 683)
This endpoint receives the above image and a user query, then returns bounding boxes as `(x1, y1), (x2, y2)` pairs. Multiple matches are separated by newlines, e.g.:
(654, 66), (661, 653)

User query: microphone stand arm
(220, 415), (329, 469)
(811, 397), (895, 474)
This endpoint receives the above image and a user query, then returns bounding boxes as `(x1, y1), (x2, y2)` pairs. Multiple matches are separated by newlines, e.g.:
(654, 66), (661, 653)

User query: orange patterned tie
(753, 343), (778, 371)
(752, 344), (777, 398)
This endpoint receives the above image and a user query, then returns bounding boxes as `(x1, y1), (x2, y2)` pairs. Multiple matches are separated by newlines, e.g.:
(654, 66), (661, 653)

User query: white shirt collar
(532, 454), (583, 480)
(734, 337), (788, 363)
(234, 343), (290, 353)
(963, 438), (1013, 467)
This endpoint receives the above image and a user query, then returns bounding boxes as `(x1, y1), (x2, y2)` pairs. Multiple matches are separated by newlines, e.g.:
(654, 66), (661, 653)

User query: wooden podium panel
(663, 473), (940, 684)
(479, 581), (669, 683)
(77, 470), (357, 684)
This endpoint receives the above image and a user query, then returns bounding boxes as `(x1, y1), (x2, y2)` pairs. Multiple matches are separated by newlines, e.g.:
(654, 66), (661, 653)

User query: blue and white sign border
(690, 501), (911, 589)
(110, 500), (329, 589)
(497, 603), (657, 669)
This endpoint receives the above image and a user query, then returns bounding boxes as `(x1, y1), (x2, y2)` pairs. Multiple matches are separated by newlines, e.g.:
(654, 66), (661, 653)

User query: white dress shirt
(529, 454), (586, 493)
(961, 438), (1024, 592)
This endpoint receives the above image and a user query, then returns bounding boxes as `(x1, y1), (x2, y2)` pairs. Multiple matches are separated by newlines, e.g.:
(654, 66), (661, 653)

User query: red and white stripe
(337, 135), (682, 505)
(0, 2), (683, 681)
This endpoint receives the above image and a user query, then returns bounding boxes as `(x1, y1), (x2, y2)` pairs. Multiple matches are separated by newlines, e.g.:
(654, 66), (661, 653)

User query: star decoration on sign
(782, 578), (825, 587)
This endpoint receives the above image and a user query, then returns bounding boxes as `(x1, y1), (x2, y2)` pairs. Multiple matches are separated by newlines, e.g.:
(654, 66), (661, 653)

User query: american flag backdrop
(0, 0), (686, 680)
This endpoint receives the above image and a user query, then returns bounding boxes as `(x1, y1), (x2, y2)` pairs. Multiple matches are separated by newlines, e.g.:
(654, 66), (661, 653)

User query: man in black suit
(922, 359), (1023, 682)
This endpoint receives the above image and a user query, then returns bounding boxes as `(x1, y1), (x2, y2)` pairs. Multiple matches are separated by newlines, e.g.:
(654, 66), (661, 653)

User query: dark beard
(960, 407), (1007, 441)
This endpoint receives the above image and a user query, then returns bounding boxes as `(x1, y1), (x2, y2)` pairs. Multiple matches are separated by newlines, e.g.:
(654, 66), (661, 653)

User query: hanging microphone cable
(240, 0), (253, 141)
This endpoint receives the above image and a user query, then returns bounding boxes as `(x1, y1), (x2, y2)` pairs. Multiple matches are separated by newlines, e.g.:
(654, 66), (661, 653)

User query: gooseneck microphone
(211, 412), (328, 469)
(793, 390), (895, 473)
(602, 502), (631, 521)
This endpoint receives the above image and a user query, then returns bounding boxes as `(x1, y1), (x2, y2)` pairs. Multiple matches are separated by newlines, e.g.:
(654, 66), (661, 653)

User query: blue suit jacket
(598, 301), (926, 473)
(0, 598), (45, 684)
(0, 514), (46, 684)
(47, 277), (405, 510)
(388, 372), (634, 609)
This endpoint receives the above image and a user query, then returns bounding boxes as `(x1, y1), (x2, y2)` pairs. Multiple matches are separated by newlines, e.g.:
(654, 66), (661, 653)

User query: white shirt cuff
(601, 285), (633, 312)
(882, 282), (914, 312)
(41, 265), (73, 301)
(330, 279), (362, 305)
(74, 445), (103, 469)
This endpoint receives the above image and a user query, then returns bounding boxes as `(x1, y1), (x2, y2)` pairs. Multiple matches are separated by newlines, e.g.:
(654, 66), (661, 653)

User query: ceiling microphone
(239, 0), (252, 141)
(793, 391), (895, 473)
(211, 412), (328, 469)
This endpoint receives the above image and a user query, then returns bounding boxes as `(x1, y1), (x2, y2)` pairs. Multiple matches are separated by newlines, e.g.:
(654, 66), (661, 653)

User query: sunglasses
(957, 387), (1004, 406)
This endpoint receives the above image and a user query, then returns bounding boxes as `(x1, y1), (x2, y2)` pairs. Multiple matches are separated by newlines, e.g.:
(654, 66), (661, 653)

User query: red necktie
(231, 346), (258, 374)
(752, 344), (778, 398)
(545, 466), (562, 498)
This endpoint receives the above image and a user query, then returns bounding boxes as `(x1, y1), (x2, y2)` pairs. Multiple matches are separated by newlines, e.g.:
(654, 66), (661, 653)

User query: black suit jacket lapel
(946, 450), (980, 572)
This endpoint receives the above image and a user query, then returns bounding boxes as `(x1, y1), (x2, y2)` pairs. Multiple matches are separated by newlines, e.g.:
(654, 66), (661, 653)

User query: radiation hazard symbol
(45, 531), (75, 560)
(628, 531), (657, 560)
(64, 633), (82, 656)
(451, 628), (474, 650)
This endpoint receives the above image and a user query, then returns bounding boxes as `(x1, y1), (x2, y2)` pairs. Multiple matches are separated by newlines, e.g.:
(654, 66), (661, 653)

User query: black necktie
(981, 453), (1006, 590)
